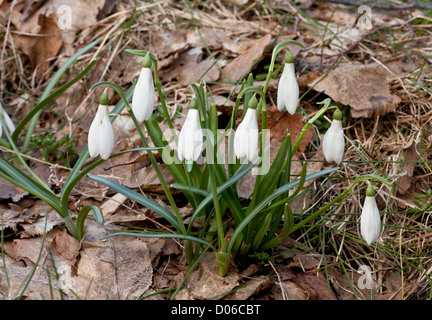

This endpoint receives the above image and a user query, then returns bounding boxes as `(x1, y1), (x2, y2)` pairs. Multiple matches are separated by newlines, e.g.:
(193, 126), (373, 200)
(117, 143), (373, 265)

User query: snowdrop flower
(177, 98), (203, 163)
(277, 51), (299, 114)
(234, 95), (259, 161)
(322, 108), (345, 165)
(0, 102), (15, 137)
(360, 184), (381, 245)
(132, 53), (155, 122)
(88, 90), (114, 160)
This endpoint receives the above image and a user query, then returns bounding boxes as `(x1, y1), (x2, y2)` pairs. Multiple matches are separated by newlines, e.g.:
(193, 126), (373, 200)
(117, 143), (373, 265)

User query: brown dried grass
(0, 0), (431, 299)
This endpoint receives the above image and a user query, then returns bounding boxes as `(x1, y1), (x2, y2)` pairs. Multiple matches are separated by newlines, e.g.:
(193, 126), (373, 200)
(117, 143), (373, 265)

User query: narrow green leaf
(22, 39), (100, 151)
(76, 205), (104, 241)
(12, 60), (97, 143)
(188, 160), (257, 227)
(87, 174), (182, 233)
(171, 183), (210, 197)
(0, 158), (61, 213)
(227, 167), (339, 253)
(254, 132), (291, 203)
(259, 203), (294, 250)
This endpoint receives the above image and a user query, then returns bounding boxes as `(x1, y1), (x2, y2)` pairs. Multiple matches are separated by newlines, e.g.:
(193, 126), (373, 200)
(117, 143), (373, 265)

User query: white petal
(88, 105), (114, 159)
(178, 109), (202, 162)
(322, 119), (345, 164)
(88, 117), (101, 158)
(132, 68), (155, 122)
(277, 63), (299, 114)
(2, 110), (15, 134)
(0, 103), (15, 136)
(360, 196), (381, 245)
(98, 120), (114, 160)
(234, 108), (258, 161)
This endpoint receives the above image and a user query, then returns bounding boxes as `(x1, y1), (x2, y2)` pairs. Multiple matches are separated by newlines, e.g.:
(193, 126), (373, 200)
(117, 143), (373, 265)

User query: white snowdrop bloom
(88, 90), (114, 160)
(177, 99), (203, 163)
(0, 102), (15, 137)
(277, 51), (299, 114)
(234, 96), (259, 161)
(131, 54), (155, 122)
(322, 109), (345, 165)
(360, 185), (381, 245)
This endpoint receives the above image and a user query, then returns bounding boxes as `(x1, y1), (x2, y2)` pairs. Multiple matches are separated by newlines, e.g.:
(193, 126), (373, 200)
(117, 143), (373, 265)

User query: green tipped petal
(248, 95), (258, 110)
(99, 88), (109, 106)
(284, 50), (294, 64)
(366, 184), (375, 197)
(190, 97), (198, 110)
(333, 108), (342, 121)
(142, 53), (152, 68)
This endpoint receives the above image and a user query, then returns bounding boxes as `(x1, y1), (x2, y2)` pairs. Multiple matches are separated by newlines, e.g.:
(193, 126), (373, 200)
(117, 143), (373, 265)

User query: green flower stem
(291, 98), (332, 156)
(209, 164), (226, 252)
(63, 215), (77, 238)
(216, 251), (230, 277)
(290, 174), (392, 233)
(152, 58), (176, 135)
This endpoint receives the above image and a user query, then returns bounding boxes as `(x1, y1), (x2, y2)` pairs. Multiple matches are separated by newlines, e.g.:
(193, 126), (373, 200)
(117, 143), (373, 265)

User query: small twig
(268, 259), (287, 300)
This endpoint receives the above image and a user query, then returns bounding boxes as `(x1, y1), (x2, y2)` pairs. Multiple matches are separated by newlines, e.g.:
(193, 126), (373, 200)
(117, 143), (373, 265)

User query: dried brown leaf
(0, 179), (28, 202)
(175, 252), (240, 300)
(161, 48), (220, 87)
(16, 13), (62, 77)
(220, 33), (272, 83)
(397, 143), (418, 195)
(311, 63), (401, 118)
(293, 272), (337, 300)
(51, 228), (81, 264)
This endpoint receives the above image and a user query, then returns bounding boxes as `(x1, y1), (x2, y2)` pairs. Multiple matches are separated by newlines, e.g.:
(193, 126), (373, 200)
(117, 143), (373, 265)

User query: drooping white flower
(322, 109), (345, 165)
(0, 102), (15, 137)
(234, 96), (259, 161)
(177, 98), (203, 163)
(88, 90), (114, 160)
(277, 51), (299, 114)
(132, 54), (155, 122)
(360, 185), (381, 245)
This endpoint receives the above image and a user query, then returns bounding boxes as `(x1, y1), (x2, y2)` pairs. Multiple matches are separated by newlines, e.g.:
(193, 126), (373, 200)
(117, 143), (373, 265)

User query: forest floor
(0, 0), (432, 300)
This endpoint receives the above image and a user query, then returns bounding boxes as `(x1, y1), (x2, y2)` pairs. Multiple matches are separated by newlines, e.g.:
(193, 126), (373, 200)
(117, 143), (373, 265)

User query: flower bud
(322, 109), (345, 164)
(177, 98), (203, 163)
(360, 184), (381, 245)
(234, 96), (258, 161)
(132, 53), (155, 122)
(88, 89), (114, 160)
(0, 102), (16, 137)
(277, 51), (299, 114)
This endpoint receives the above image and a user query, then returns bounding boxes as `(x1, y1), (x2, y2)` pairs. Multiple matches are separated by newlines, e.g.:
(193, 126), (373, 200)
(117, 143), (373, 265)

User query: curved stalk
(290, 174), (391, 233)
